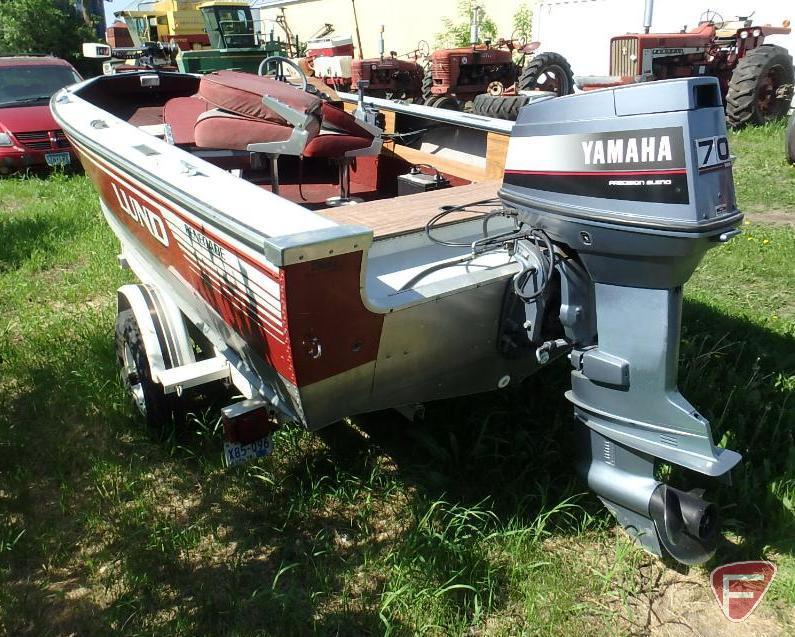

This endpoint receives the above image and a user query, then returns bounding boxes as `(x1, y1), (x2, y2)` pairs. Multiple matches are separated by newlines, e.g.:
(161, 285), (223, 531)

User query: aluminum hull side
(52, 78), (543, 429)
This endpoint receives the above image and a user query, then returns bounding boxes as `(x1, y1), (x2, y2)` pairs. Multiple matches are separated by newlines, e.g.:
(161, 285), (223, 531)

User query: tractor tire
(726, 45), (794, 129)
(518, 52), (574, 96)
(472, 94), (530, 120)
(421, 67), (434, 103)
(787, 112), (795, 165)
(433, 95), (461, 110)
(115, 309), (182, 434)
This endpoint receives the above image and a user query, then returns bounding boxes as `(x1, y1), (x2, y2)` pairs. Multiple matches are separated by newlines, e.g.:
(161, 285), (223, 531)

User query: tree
(436, 1), (499, 49)
(0, 0), (96, 63)
(512, 3), (533, 43)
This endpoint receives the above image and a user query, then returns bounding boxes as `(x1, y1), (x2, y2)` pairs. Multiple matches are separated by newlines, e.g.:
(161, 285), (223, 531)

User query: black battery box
(397, 167), (451, 196)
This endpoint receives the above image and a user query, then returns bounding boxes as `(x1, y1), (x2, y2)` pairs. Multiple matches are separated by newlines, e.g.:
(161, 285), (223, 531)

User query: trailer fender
(116, 284), (197, 381)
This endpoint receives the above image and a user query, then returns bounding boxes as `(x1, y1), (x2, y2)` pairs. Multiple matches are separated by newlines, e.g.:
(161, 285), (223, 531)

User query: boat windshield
(0, 65), (82, 108)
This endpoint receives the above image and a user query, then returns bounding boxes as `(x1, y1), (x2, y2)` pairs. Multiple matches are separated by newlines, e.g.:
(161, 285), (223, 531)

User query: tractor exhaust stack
(643, 0), (655, 33)
(470, 5), (481, 46)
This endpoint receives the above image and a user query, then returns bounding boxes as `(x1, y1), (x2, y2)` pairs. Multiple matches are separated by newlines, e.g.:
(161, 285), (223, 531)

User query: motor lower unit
(500, 77), (742, 564)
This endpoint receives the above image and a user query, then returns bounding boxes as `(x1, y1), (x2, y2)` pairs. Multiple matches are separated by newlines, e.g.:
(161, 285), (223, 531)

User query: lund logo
(582, 136), (673, 165)
(112, 183), (170, 247)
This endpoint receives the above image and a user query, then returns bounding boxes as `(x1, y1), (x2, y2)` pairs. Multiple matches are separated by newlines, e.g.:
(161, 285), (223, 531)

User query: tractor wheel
(726, 45), (794, 129)
(518, 52), (574, 96)
(433, 95), (461, 110)
(472, 94), (530, 121)
(421, 67), (434, 102)
(115, 309), (182, 434)
(787, 112), (795, 165)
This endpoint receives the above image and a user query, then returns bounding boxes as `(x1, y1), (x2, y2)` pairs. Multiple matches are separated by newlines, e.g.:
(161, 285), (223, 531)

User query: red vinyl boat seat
(193, 73), (375, 159)
(198, 70), (321, 123)
(194, 108), (319, 150)
(163, 95), (210, 145)
(303, 102), (373, 157)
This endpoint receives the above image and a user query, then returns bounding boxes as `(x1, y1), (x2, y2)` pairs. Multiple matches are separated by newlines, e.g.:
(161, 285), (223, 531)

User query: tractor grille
(610, 37), (640, 76)
(14, 130), (71, 151)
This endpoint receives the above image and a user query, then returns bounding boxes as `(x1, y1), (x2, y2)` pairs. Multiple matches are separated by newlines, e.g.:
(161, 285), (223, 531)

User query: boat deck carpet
(318, 180), (501, 240)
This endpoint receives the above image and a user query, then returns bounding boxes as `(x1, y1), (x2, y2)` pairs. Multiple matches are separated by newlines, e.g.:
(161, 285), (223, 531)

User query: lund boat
(52, 67), (743, 565)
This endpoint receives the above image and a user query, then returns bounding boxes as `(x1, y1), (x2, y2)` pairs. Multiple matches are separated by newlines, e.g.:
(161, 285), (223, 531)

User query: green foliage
(436, 1), (499, 49)
(0, 0), (96, 63)
(0, 123), (793, 634)
(512, 3), (534, 42)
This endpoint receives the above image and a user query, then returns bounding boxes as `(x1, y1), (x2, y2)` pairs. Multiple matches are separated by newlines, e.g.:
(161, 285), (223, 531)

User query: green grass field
(0, 124), (793, 636)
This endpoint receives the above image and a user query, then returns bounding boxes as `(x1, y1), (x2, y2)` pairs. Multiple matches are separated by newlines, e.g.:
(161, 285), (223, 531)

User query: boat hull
(62, 118), (539, 428)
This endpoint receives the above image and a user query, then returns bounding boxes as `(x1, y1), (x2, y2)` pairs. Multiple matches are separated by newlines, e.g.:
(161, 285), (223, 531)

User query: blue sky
(105, 0), (132, 25)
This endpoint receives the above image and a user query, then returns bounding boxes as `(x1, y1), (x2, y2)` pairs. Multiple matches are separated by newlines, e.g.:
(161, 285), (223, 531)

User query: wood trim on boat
(344, 103), (510, 183)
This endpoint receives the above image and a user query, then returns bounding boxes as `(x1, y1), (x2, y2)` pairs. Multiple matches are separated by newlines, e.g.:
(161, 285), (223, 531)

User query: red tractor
(577, 8), (794, 128)
(302, 29), (427, 101)
(422, 6), (574, 118)
(350, 32), (427, 100)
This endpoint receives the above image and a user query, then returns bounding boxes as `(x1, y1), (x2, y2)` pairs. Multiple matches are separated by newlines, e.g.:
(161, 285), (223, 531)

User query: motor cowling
(500, 77), (742, 564)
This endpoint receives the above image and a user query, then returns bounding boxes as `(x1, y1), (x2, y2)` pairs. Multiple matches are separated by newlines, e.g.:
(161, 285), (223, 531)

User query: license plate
(224, 435), (272, 467)
(45, 152), (71, 167)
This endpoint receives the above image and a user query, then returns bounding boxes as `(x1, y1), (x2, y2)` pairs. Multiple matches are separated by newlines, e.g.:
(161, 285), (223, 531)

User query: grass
(0, 123), (793, 636)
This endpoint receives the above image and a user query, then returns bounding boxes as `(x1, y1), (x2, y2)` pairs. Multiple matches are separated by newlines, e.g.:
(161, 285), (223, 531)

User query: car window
(0, 65), (81, 107)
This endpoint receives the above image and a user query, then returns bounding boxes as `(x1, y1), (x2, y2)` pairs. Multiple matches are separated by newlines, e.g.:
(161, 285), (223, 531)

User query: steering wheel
(699, 10), (725, 29)
(257, 55), (308, 92)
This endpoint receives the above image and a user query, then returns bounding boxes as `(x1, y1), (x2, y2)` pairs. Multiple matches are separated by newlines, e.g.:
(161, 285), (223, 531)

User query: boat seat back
(194, 108), (321, 151)
(199, 70), (322, 125)
(163, 95), (211, 145)
(194, 70), (376, 160)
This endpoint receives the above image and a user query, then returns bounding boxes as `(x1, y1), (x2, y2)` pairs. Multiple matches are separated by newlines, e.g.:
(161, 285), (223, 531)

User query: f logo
(710, 561), (776, 622)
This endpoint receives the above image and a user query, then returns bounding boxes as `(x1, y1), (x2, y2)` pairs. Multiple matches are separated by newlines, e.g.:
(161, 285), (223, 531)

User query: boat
(51, 67), (743, 566)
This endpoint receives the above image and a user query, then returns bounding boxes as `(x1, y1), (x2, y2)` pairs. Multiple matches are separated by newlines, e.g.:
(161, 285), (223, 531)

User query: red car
(0, 56), (82, 174)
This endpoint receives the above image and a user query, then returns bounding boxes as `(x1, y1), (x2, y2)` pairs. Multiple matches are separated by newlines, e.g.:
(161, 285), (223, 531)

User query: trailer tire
(787, 112), (795, 165)
(115, 309), (182, 433)
(518, 52), (574, 96)
(726, 45), (794, 129)
(472, 94), (530, 120)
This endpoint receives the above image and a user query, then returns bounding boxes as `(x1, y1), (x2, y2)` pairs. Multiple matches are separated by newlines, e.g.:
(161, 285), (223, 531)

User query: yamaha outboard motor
(500, 77), (742, 564)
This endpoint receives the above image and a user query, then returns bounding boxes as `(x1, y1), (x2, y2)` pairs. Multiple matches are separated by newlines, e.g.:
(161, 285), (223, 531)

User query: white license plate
(224, 435), (272, 467)
(45, 152), (71, 167)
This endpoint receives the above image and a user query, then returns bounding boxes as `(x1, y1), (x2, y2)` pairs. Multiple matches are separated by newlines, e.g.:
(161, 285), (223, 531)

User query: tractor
(576, 2), (794, 128)
(422, 5), (574, 118)
(350, 30), (427, 100)
(302, 29), (427, 101)
(105, 0), (286, 75)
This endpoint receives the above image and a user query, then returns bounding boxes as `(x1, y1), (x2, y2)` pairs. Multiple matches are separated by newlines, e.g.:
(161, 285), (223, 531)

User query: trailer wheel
(518, 52), (574, 96)
(787, 112), (795, 165)
(472, 94), (530, 120)
(115, 309), (181, 432)
(726, 45), (794, 129)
